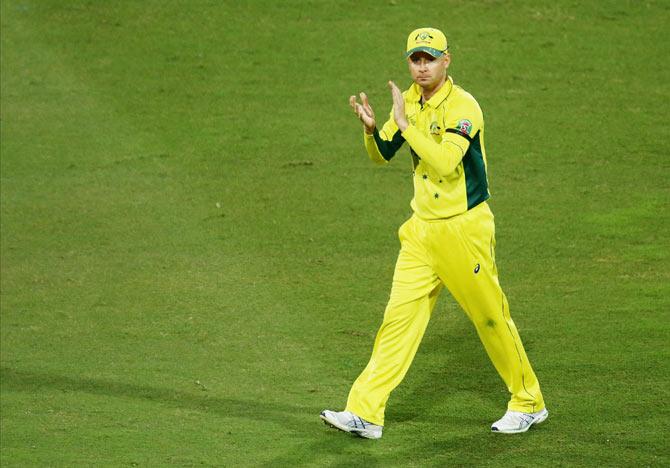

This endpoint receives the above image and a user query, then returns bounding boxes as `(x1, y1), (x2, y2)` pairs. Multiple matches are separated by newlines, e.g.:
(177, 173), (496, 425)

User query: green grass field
(2, 1), (669, 466)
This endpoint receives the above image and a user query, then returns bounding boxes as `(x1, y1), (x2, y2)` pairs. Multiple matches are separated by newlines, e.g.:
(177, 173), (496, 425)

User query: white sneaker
(320, 410), (383, 439)
(491, 408), (548, 434)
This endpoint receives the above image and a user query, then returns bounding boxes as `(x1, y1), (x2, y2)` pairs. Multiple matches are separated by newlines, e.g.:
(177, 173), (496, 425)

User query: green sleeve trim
(373, 128), (405, 161)
(462, 131), (490, 209)
(445, 128), (473, 143)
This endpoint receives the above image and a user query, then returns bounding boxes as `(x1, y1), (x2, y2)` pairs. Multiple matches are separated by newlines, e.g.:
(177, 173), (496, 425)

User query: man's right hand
(349, 92), (376, 135)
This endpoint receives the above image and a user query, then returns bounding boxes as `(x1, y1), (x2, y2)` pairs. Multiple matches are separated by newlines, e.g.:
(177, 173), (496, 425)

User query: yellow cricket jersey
(364, 76), (490, 220)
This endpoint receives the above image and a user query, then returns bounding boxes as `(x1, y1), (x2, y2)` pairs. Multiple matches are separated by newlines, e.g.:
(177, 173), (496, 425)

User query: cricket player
(320, 27), (547, 439)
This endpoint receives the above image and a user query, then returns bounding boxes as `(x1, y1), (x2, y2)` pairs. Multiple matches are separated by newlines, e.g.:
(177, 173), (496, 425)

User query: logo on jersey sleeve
(456, 119), (473, 136)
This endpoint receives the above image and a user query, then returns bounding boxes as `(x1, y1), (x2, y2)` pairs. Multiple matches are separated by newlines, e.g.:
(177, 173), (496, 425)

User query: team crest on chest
(429, 121), (441, 134)
(456, 119), (473, 136)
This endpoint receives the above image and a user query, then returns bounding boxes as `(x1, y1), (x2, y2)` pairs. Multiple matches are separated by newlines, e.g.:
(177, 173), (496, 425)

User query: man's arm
(351, 92), (404, 165)
(401, 126), (470, 175)
(364, 110), (405, 164)
(389, 80), (480, 176)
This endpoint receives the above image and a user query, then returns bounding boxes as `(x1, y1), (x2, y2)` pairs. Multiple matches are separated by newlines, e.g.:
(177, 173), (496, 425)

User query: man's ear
(443, 54), (451, 70)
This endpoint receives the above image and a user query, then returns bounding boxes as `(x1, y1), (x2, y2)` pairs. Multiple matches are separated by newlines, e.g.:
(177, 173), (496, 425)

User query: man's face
(407, 51), (450, 90)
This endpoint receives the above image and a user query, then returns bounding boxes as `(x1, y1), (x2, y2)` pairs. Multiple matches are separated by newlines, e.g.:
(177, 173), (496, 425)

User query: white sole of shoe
(320, 413), (353, 434)
(350, 426), (382, 440)
(492, 409), (549, 434)
(320, 413), (382, 440)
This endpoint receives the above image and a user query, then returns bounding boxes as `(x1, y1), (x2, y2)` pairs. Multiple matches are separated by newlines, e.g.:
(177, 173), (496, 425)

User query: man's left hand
(389, 81), (408, 132)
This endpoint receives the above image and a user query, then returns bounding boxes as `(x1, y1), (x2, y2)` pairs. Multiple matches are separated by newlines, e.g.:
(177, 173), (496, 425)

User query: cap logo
(456, 119), (473, 136)
(415, 31), (434, 44)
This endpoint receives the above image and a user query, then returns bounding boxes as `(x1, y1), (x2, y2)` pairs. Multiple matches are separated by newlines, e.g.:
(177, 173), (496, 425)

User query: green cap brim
(406, 46), (444, 58)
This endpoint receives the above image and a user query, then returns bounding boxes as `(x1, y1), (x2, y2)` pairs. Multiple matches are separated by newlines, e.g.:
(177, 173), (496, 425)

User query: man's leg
(345, 217), (442, 426)
(431, 203), (545, 414)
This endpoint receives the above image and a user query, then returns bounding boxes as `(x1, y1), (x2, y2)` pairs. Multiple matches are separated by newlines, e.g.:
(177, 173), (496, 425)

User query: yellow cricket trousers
(345, 202), (544, 426)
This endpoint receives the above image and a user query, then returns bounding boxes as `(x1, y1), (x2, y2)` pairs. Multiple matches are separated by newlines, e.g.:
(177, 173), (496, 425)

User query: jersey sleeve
(401, 96), (483, 176)
(363, 108), (405, 165)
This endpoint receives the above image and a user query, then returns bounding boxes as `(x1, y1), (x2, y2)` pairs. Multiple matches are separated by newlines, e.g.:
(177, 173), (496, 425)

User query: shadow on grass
(0, 365), (515, 466)
(0, 311), (533, 467)
(0, 367), (313, 424)
(0, 367), (386, 465)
